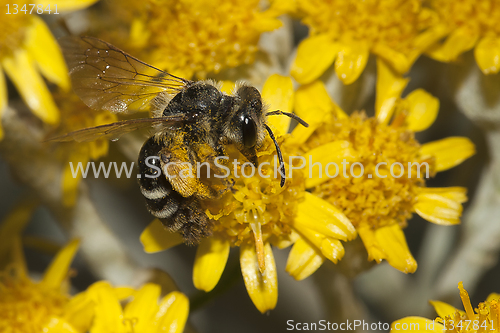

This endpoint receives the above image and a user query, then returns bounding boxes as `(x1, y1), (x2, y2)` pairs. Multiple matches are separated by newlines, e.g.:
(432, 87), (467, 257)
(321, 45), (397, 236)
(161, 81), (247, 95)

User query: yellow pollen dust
(430, 0), (500, 35)
(297, 0), (435, 54)
(0, 267), (69, 333)
(130, 0), (282, 78)
(203, 136), (306, 251)
(307, 112), (434, 230)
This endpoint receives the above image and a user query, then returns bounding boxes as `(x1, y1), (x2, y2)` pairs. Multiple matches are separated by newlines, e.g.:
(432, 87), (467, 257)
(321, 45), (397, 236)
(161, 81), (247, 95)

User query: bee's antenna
(264, 124), (286, 187)
(267, 110), (309, 128)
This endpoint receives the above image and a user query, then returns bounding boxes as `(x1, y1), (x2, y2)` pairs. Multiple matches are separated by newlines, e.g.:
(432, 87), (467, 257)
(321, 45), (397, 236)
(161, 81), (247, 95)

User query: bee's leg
(156, 195), (213, 245)
(173, 198), (214, 246)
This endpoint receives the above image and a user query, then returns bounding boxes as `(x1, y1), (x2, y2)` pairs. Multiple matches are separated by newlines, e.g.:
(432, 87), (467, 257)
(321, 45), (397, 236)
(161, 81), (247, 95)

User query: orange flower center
(430, 0), (500, 36)
(0, 268), (69, 333)
(125, 0), (282, 78)
(203, 136), (306, 247)
(440, 283), (500, 332)
(305, 112), (435, 230)
(297, 0), (436, 54)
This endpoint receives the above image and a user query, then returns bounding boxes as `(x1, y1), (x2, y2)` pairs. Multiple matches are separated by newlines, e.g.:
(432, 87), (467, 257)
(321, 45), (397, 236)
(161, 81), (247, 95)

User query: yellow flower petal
(418, 187), (467, 202)
(0, 199), (38, 261)
(9, 236), (28, 277)
(375, 58), (409, 125)
(62, 292), (95, 333)
(154, 291), (189, 333)
(43, 317), (78, 333)
(262, 74), (294, 134)
(1, 49), (59, 124)
(419, 137), (475, 172)
(375, 224), (417, 274)
(292, 224), (324, 251)
(420, 186), (467, 203)
(359, 224), (417, 273)
(38, 0), (99, 12)
(335, 42), (369, 85)
(320, 238), (345, 264)
(415, 188), (466, 226)
(114, 286), (135, 300)
(0, 68), (5, 141)
(458, 282), (475, 320)
(474, 36), (500, 75)
(372, 43), (412, 74)
(291, 34), (340, 85)
(409, 23), (450, 65)
(486, 293), (500, 304)
(357, 224), (385, 263)
(286, 238), (324, 281)
(88, 113), (116, 160)
(292, 225), (345, 265)
(88, 282), (123, 333)
(295, 193), (356, 241)
(404, 89), (439, 132)
(89, 140), (110, 161)
(291, 80), (345, 144)
(130, 19), (150, 49)
(25, 16), (69, 90)
(270, 228), (301, 249)
(290, 224), (345, 265)
(294, 80), (347, 120)
(41, 239), (80, 289)
(62, 148), (89, 207)
(124, 284), (161, 332)
(303, 141), (356, 188)
(240, 242), (277, 313)
(193, 236), (230, 292)
(93, 110), (116, 124)
(427, 26), (479, 62)
(429, 300), (459, 319)
(22, 235), (61, 256)
(140, 219), (184, 253)
(390, 317), (444, 332)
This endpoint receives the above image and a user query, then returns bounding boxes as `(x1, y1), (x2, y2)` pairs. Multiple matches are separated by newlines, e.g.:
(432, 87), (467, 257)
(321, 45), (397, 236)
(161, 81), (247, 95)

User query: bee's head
(224, 85), (266, 165)
(222, 83), (309, 187)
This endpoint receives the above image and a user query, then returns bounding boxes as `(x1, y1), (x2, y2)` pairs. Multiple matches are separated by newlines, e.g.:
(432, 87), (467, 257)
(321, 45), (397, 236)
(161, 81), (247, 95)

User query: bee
(52, 36), (308, 245)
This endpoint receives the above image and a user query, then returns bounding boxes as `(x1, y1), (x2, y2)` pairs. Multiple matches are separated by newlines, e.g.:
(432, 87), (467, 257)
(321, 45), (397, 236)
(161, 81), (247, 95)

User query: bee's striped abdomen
(138, 136), (212, 245)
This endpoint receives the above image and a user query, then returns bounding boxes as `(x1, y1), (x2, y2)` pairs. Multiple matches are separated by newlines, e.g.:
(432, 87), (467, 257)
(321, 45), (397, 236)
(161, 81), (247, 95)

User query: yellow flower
(0, 0), (99, 141)
(295, 80), (475, 273)
(391, 282), (500, 332)
(0, 202), (89, 332)
(427, 0), (500, 75)
(86, 281), (189, 333)
(0, 199), (187, 333)
(140, 75), (356, 313)
(50, 91), (117, 207)
(291, 0), (447, 85)
(104, 0), (287, 79)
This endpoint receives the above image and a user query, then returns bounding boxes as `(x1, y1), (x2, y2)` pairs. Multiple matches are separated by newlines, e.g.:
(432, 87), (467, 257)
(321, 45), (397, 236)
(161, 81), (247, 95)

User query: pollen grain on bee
(67, 155), (430, 180)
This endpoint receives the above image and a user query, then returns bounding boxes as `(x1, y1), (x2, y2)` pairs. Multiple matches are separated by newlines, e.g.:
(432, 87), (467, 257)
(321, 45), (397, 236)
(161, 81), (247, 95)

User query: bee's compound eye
(242, 116), (257, 148)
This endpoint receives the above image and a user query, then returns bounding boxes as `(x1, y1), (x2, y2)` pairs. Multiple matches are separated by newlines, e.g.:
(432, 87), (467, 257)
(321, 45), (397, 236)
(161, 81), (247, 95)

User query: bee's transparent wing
(47, 115), (192, 143)
(60, 36), (193, 113)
